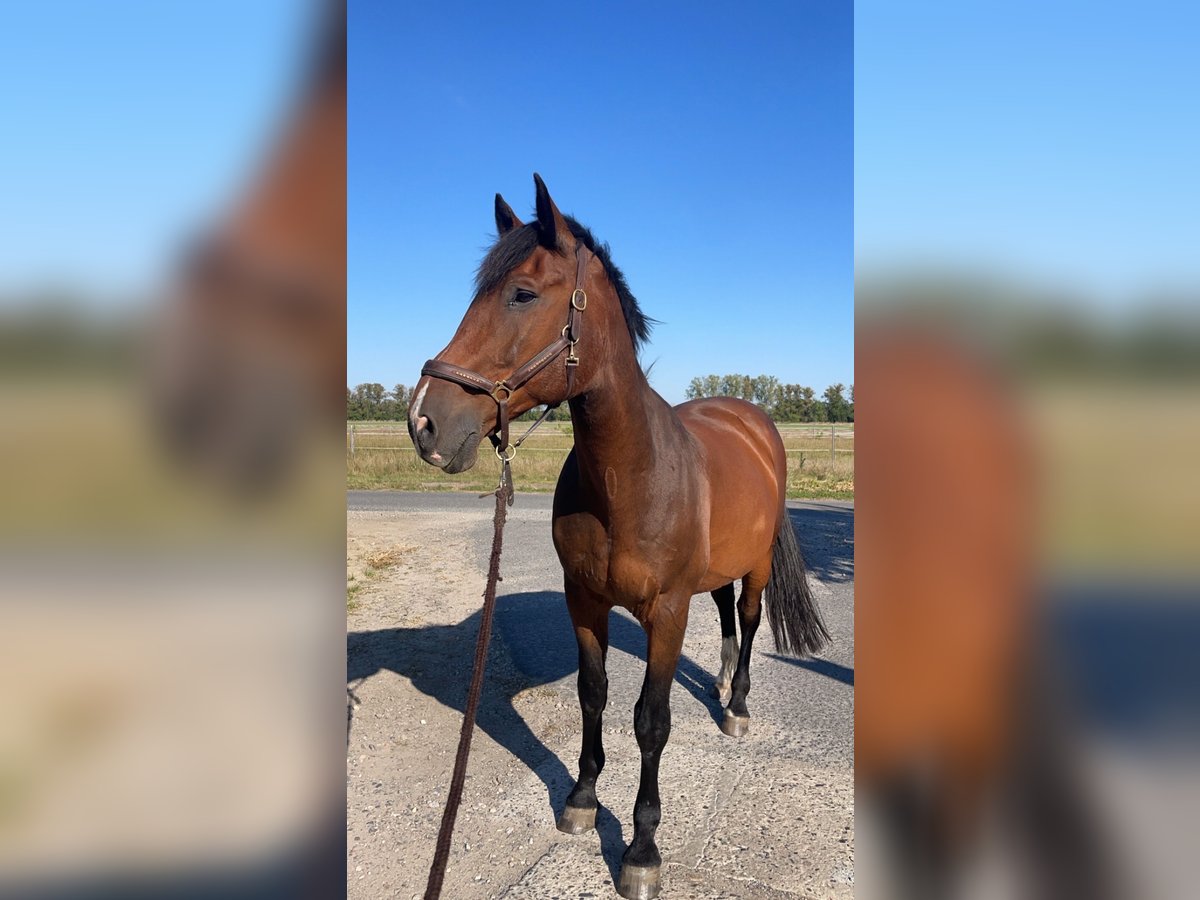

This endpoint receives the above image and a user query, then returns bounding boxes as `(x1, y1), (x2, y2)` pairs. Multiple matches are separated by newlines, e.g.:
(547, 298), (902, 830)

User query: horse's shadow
(786, 504), (854, 584)
(347, 590), (725, 882)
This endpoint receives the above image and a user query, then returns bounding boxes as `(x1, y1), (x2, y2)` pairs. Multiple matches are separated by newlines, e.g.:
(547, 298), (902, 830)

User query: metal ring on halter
(495, 443), (517, 462)
(571, 288), (587, 310)
(491, 382), (512, 402)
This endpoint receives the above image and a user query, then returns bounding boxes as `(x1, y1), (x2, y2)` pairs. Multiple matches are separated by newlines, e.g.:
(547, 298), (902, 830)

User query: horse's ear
(533, 172), (569, 250)
(494, 193), (522, 235)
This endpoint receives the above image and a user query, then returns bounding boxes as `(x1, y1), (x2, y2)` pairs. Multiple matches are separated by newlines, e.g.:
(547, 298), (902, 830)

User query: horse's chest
(552, 512), (666, 604)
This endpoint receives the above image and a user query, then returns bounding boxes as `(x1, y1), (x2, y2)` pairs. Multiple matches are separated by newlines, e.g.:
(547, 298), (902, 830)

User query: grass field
(347, 420), (854, 499)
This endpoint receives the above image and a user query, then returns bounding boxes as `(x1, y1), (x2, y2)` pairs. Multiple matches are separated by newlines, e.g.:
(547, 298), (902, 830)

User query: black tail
(764, 510), (830, 656)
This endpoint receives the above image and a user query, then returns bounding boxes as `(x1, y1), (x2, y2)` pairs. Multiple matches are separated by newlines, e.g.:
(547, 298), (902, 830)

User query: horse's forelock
(473, 215), (653, 355)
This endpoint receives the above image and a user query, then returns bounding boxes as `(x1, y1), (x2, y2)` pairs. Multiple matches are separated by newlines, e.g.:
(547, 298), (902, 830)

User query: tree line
(347, 383), (409, 420)
(685, 375), (853, 422)
(346, 383), (568, 422)
(348, 375), (853, 423)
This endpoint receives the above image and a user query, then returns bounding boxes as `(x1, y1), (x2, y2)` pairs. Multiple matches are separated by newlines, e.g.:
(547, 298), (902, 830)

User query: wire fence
(347, 421), (854, 462)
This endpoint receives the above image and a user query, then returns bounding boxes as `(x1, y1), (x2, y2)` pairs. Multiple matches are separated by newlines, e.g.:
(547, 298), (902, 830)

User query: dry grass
(1030, 382), (1200, 573)
(347, 543), (414, 611)
(347, 421), (854, 499)
(0, 380), (343, 546)
(363, 546), (412, 571)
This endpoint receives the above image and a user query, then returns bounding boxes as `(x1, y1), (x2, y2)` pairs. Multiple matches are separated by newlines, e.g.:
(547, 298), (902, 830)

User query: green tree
(800, 385), (818, 421)
(350, 383), (386, 420)
(751, 375), (781, 416)
(684, 374), (830, 421)
(775, 383), (815, 421)
(390, 384), (410, 421)
(822, 383), (851, 422)
(516, 403), (571, 422)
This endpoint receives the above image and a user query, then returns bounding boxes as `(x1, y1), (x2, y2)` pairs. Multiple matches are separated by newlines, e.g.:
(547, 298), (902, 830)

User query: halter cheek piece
(420, 243), (591, 466)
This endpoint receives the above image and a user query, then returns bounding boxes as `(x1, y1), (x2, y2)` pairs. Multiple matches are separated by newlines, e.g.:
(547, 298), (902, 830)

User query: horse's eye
(510, 289), (537, 306)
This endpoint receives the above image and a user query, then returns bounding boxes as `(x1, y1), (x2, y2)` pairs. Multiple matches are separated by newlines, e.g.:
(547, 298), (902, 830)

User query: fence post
(830, 424), (835, 463)
(350, 423), (355, 455)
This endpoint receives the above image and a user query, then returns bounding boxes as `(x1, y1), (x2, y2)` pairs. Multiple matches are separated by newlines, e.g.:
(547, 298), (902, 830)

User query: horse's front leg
(618, 594), (689, 900)
(557, 578), (611, 834)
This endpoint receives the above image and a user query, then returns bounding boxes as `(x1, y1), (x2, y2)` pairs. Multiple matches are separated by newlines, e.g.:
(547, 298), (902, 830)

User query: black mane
(474, 216), (653, 354)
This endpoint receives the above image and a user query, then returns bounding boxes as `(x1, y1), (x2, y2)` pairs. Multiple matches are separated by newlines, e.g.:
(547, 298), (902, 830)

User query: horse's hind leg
(557, 579), (610, 835)
(710, 583), (737, 704)
(722, 562), (769, 737)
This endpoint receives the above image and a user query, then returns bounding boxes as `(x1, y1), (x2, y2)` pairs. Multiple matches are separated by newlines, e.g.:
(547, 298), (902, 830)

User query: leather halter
(420, 242), (590, 461)
(417, 243), (593, 897)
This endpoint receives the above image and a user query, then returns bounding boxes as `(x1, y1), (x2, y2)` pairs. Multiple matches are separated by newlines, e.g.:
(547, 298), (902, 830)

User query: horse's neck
(227, 71), (346, 288)
(568, 361), (687, 510)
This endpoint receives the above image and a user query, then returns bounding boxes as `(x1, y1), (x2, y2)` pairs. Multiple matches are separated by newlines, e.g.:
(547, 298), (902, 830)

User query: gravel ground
(347, 492), (854, 899)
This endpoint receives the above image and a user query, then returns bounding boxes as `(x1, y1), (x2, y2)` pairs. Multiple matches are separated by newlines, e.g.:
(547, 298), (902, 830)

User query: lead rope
(420, 245), (587, 898)
(423, 461), (512, 900)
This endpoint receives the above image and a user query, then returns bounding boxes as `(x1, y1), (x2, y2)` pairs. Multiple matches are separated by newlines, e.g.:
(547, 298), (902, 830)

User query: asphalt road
(347, 491), (854, 898)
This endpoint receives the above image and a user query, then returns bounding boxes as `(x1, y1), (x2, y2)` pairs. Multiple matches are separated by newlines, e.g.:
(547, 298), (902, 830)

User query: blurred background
(6, 1), (1199, 898)
(856, 2), (1199, 898)
(0, 1), (345, 896)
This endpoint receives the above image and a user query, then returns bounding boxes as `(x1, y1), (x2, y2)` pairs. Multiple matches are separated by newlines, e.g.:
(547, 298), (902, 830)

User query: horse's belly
(697, 482), (778, 590)
(698, 534), (771, 592)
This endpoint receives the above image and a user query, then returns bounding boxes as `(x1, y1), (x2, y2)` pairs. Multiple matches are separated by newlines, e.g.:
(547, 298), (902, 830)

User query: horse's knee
(579, 673), (607, 717)
(633, 697), (671, 753)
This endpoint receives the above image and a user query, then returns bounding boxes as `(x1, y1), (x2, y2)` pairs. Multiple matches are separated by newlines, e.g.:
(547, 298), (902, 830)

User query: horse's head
(410, 174), (623, 473)
(149, 4), (346, 494)
(150, 230), (345, 492)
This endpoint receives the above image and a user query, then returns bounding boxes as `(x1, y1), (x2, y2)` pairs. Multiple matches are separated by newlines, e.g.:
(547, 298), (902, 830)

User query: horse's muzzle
(410, 409), (482, 473)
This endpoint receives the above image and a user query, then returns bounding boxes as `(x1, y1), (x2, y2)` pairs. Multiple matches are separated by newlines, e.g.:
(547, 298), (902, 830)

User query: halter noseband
(420, 242), (591, 464)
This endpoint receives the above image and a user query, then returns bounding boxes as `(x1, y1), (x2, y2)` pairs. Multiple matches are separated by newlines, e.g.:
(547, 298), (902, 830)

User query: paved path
(347, 491), (853, 899)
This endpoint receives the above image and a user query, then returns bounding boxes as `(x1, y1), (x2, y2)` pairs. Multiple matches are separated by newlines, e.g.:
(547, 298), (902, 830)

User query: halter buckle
(571, 289), (587, 311)
(491, 382), (512, 402)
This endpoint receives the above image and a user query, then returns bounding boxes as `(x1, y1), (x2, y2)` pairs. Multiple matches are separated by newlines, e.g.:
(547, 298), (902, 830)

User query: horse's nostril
(414, 413), (437, 454)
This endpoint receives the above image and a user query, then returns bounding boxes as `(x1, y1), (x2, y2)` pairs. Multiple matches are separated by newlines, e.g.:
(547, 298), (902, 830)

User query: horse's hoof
(616, 863), (661, 900)
(720, 710), (750, 737)
(556, 804), (597, 834)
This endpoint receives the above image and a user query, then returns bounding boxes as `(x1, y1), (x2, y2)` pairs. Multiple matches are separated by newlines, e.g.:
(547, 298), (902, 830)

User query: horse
(409, 174), (829, 899)
(855, 326), (1118, 899)
(151, 0), (346, 492)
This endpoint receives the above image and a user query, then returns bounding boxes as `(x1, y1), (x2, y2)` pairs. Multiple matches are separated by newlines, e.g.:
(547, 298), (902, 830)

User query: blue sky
(856, 1), (1200, 305)
(10, 3), (1189, 396)
(0, 1), (306, 301)
(349, 2), (854, 404)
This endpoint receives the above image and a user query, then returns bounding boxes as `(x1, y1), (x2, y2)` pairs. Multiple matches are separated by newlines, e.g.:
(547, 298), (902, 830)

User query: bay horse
(410, 175), (828, 899)
(856, 328), (1119, 899)
(152, 0), (345, 491)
